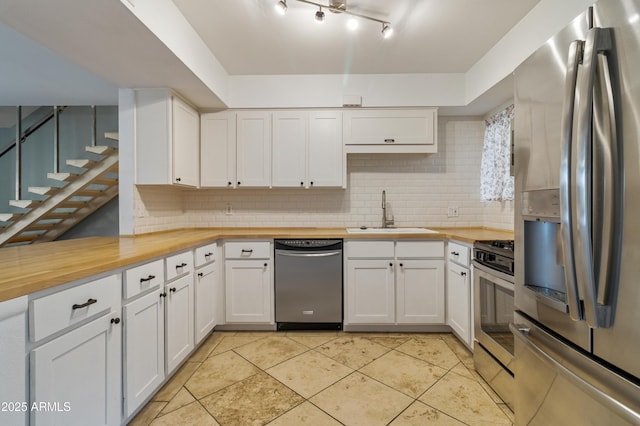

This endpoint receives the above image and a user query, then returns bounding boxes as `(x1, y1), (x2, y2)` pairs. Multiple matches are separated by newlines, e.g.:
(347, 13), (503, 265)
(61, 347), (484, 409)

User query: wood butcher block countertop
(0, 227), (513, 303)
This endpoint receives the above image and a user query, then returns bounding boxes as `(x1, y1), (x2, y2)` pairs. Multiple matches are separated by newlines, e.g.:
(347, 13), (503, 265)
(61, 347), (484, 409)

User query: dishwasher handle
(276, 250), (342, 258)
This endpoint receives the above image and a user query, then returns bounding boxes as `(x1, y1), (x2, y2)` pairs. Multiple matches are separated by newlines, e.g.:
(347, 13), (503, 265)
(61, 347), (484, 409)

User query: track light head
(315, 7), (325, 23)
(275, 0), (287, 15)
(381, 23), (393, 39)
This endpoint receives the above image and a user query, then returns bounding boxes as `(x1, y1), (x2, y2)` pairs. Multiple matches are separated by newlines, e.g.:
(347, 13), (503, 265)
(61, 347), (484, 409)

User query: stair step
(92, 177), (119, 186)
(0, 213), (18, 222)
(86, 145), (116, 155)
(7, 234), (41, 244)
(76, 189), (104, 197)
(9, 200), (41, 209)
(47, 172), (78, 183)
(40, 212), (74, 220)
(104, 132), (119, 141)
(25, 223), (57, 232)
(66, 159), (97, 169)
(58, 201), (88, 208)
(28, 186), (58, 196)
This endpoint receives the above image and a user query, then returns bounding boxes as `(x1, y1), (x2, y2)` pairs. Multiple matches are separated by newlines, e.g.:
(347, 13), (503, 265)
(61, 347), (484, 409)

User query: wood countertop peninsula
(0, 227), (513, 303)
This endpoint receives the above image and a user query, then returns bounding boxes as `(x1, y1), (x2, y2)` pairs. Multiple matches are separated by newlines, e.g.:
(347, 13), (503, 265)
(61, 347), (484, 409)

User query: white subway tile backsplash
(132, 117), (514, 233)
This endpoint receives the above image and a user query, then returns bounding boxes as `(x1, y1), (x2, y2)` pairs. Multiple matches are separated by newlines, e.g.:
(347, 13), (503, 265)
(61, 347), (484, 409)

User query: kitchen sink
(346, 227), (438, 234)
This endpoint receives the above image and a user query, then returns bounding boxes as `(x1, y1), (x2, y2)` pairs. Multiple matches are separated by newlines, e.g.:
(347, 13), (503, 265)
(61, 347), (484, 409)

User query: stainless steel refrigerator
(513, 0), (640, 423)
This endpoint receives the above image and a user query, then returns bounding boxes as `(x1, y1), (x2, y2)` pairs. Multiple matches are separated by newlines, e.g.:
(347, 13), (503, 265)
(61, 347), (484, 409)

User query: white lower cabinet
(396, 260), (445, 324)
(225, 260), (272, 323)
(164, 268), (194, 374)
(446, 240), (473, 349)
(224, 240), (273, 324)
(347, 259), (395, 324)
(345, 240), (445, 326)
(195, 262), (217, 344)
(30, 275), (122, 426)
(123, 289), (164, 417)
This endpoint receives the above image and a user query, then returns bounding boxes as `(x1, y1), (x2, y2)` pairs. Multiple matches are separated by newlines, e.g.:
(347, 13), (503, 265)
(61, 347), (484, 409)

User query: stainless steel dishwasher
(274, 239), (343, 330)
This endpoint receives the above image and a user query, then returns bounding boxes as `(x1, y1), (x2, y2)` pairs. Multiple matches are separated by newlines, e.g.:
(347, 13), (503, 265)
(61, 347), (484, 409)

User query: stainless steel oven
(473, 240), (515, 410)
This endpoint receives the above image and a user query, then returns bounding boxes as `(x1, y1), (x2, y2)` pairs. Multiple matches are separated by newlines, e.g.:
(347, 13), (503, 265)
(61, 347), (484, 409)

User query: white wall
(132, 117), (513, 234)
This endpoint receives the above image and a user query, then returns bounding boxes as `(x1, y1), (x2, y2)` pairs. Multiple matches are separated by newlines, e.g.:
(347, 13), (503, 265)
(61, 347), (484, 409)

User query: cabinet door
(396, 260), (445, 324)
(308, 111), (343, 187)
(225, 260), (272, 323)
(236, 111), (271, 187)
(346, 259), (395, 324)
(31, 312), (121, 426)
(195, 263), (216, 344)
(343, 109), (436, 145)
(123, 290), (165, 417)
(447, 262), (471, 345)
(172, 96), (200, 187)
(165, 274), (194, 374)
(272, 111), (307, 187)
(201, 111), (236, 188)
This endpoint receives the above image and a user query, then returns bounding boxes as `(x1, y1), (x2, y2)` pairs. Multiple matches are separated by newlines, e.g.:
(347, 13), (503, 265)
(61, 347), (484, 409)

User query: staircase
(0, 132), (119, 248)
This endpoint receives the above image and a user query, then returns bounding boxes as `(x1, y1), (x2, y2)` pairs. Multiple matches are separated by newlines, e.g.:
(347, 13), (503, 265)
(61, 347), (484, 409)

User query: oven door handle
(472, 261), (515, 287)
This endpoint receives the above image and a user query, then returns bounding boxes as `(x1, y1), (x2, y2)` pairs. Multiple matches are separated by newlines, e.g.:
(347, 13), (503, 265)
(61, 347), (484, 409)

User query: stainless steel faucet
(382, 190), (394, 228)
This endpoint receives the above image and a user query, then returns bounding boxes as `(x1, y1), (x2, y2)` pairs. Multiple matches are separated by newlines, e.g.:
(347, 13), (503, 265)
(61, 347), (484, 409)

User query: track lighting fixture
(275, 0), (287, 15)
(381, 23), (393, 39)
(275, 0), (392, 39)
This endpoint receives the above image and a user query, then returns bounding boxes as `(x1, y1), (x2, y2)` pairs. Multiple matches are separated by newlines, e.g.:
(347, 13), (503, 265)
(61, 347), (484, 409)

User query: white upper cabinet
(135, 89), (200, 187)
(308, 111), (344, 187)
(201, 111), (236, 188)
(236, 111), (272, 188)
(343, 109), (438, 154)
(272, 111), (307, 187)
(272, 110), (344, 188)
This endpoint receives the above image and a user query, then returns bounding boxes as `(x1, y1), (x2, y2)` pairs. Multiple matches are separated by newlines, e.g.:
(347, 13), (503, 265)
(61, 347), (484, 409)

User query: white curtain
(480, 105), (514, 201)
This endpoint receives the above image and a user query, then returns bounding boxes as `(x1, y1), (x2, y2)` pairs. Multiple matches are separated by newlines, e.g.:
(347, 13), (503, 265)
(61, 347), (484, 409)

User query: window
(480, 105), (514, 201)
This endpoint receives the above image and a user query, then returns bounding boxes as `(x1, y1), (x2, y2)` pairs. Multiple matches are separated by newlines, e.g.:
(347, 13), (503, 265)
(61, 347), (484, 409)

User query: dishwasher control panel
(275, 239), (342, 250)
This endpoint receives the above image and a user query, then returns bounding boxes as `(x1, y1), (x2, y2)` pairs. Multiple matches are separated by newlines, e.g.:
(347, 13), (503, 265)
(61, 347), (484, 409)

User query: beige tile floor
(129, 331), (514, 426)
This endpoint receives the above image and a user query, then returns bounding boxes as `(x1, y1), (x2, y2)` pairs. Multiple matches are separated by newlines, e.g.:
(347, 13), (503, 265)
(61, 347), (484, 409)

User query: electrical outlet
(225, 204), (233, 215)
(447, 206), (459, 217)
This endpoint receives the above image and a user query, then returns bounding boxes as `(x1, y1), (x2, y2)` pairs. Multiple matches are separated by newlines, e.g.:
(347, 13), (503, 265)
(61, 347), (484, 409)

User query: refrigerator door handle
(575, 27), (619, 328)
(510, 322), (640, 424)
(560, 39), (585, 321)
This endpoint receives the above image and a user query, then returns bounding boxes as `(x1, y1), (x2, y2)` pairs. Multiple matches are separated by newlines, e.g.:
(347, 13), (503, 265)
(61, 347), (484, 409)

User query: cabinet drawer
(225, 241), (271, 259)
(195, 242), (217, 267)
(166, 251), (194, 281)
(347, 240), (395, 258)
(30, 274), (120, 342)
(396, 241), (444, 258)
(124, 259), (164, 299)
(448, 241), (471, 267)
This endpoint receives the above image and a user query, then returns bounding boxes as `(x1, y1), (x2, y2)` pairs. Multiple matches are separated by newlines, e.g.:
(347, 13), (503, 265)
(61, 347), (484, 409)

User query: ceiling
(173, 0), (540, 76)
(0, 0), (542, 114)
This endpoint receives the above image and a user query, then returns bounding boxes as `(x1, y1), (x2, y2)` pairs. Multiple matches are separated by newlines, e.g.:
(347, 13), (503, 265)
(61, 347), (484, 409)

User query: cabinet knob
(300, 181), (304, 186)
(389, 262), (393, 267)
(399, 263), (404, 267)
(237, 181), (241, 186)
(175, 177), (182, 182)
(160, 292), (167, 298)
(228, 181), (232, 186)
(310, 181), (314, 186)
(264, 263), (268, 267)
(461, 271), (467, 276)
(110, 317), (121, 325)
(169, 287), (177, 293)
(198, 272), (204, 278)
